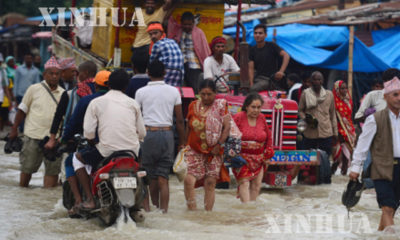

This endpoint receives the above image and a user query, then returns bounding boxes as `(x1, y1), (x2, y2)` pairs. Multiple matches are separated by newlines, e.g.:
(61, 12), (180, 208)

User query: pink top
(167, 17), (211, 69)
(233, 111), (272, 145)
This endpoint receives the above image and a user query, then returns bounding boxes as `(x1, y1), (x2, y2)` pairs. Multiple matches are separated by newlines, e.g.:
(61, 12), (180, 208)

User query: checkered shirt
(180, 32), (200, 69)
(150, 38), (184, 86)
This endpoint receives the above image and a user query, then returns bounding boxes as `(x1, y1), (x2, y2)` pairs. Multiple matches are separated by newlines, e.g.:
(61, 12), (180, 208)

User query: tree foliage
(1, 0), (94, 17)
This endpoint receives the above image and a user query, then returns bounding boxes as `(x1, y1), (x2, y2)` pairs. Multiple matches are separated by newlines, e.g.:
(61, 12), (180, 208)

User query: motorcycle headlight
(99, 173), (110, 180)
(297, 120), (307, 132)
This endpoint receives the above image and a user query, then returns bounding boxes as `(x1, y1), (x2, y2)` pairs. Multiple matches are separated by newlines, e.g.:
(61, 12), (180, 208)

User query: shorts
(374, 163), (400, 210)
(19, 136), (62, 176)
(141, 130), (174, 179)
(185, 146), (223, 180)
(78, 146), (104, 170)
(0, 106), (8, 121)
(65, 153), (75, 178)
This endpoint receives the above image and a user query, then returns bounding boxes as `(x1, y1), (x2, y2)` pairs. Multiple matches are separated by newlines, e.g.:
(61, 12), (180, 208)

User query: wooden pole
(348, 25), (354, 99)
(234, 0), (242, 61)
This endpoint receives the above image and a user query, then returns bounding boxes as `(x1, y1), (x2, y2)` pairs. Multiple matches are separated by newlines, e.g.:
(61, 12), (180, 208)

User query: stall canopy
(223, 21), (400, 72)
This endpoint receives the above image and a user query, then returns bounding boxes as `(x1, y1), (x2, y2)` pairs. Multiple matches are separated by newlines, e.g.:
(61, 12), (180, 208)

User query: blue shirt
(125, 73), (150, 99)
(13, 64), (41, 97)
(150, 38), (184, 86)
(62, 91), (106, 141)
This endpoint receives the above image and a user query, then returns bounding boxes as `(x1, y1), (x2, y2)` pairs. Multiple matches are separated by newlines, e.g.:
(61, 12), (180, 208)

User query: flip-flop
(77, 202), (96, 211)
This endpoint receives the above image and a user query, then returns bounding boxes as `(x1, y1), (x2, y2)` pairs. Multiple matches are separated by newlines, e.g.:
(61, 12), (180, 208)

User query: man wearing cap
(73, 69), (146, 210)
(61, 70), (110, 215)
(9, 56), (65, 188)
(13, 53), (41, 104)
(58, 58), (77, 91)
(203, 36), (240, 93)
(148, 21), (184, 86)
(350, 77), (400, 231)
(131, 0), (176, 62)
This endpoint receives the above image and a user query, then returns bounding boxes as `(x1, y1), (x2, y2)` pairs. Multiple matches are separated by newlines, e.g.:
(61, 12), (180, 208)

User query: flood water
(0, 145), (399, 240)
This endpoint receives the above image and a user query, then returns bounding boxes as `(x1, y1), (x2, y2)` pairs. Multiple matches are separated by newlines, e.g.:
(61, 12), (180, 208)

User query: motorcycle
(60, 135), (148, 226)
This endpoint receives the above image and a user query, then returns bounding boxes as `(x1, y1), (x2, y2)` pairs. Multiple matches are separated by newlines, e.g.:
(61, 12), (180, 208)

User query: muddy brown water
(0, 145), (398, 240)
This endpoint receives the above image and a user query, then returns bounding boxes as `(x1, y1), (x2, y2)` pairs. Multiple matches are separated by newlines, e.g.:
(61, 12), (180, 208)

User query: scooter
(60, 135), (147, 226)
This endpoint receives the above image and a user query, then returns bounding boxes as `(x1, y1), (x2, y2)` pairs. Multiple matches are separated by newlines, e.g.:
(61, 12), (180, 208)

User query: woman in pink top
(233, 92), (274, 203)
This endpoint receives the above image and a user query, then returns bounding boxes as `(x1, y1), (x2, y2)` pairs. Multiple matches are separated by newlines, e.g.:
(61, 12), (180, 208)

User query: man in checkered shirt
(148, 22), (184, 86)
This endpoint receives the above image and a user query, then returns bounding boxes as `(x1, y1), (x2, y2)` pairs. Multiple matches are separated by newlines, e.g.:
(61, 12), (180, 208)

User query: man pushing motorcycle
(72, 69), (146, 211)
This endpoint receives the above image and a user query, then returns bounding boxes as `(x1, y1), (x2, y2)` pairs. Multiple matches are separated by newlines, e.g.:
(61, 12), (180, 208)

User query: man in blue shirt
(59, 70), (110, 216)
(126, 55), (150, 99)
(13, 53), (41, 103)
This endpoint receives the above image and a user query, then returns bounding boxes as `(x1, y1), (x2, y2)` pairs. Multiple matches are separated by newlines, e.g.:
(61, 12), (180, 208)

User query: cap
(93, 70), (111, 87)
(44, 56), (61, 70)
(58, 57), (76, 70)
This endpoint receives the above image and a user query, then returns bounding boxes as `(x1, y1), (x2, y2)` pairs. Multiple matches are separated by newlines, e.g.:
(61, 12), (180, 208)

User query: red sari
(333, 80), (356, 173)
(185, 99), (229, 182)
(232, 111), (274, 183)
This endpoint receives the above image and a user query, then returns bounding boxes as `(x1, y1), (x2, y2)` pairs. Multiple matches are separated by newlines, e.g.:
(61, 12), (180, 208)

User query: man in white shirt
(349, 76), (400, 231)
(286, 73), (302, 100)
(355, 68), (400, 122)
(9, 56), (64, 188)
(73, 69), (146, 210)
(135, 60), (185, 213)
(354, 68), (400, 189)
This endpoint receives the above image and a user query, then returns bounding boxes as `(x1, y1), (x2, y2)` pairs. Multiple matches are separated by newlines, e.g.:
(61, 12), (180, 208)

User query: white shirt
(288, 83), (302, 99)
(135, 81), (181, 127)
(84, 90), (146, 157)
(350, 110), (400, 173)
(355, 90), (386, 119)
(203, 54), (240, 92)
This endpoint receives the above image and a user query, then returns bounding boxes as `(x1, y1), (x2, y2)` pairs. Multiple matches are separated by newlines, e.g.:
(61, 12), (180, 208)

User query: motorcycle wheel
(62, 181), (75, 210)
(98, 204), (120, 226)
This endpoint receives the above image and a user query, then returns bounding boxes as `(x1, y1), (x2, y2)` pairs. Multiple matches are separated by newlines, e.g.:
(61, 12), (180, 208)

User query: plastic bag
(9, 107), (16, 125)
(173, 147), (188, 182)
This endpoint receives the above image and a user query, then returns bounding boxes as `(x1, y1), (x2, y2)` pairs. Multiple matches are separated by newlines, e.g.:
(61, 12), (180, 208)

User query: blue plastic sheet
(314, 37), (390, 73)
(223, 21), (349, 47)
(371, 25), (400, 44)
(274, 36), (332, 65)
(225, 21), (396, 72)
(369, 32), (400, 69)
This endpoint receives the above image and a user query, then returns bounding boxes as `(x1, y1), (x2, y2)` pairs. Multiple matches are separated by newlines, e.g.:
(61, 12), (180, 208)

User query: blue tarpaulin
(369, 32), (400, 69)
(224, 21), (399, 73)
(274, 36), (390, 72)
(273, 36), (332, 65)
(314, 37), (390, 72)
(223, 20), (349, 47)
(371, 25), (400, 44)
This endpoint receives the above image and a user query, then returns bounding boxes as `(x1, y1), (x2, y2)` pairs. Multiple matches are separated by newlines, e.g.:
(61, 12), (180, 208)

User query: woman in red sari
(184, 80), (230, 211)
(332, 80), (356, 175)
(233, 92), (274, 203)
